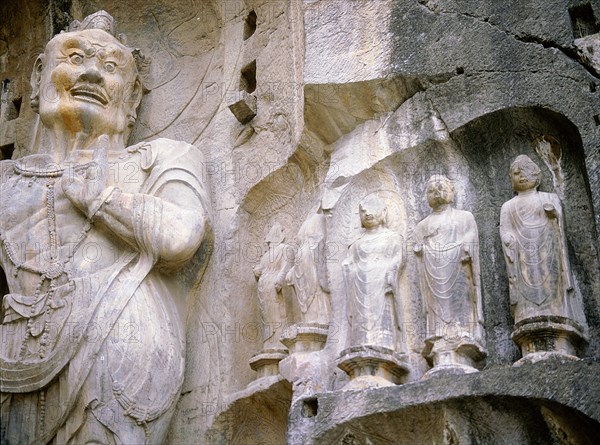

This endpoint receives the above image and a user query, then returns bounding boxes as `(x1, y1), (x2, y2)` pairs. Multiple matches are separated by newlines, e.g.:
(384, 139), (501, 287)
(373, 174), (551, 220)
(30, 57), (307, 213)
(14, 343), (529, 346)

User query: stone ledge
(288, 358), (600, 444)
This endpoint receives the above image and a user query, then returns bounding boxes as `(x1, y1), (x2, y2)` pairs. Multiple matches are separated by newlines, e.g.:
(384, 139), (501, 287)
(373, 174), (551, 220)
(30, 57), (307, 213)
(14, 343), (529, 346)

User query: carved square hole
(2, 79), (22, 121)
(569, 3), (599, 39)
(591, 82), (597, 92)
(1, 143), (14, 160)
(594, 114), (600, 126)
(240, 60), (256, 94)
(456, 66), (465, 75)
(302, 398), (318, 418)
(7, 97), (22, 121)
(244, 10), (257, 40)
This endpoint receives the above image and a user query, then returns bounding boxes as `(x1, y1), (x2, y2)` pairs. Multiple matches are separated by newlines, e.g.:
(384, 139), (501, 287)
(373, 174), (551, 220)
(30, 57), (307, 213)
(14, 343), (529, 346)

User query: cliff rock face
(1, 1), (599, 444)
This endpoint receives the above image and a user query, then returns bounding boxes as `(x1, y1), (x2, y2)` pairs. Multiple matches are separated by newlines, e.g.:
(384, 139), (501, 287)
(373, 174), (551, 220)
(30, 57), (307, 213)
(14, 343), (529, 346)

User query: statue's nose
(79, 63), (103, 84)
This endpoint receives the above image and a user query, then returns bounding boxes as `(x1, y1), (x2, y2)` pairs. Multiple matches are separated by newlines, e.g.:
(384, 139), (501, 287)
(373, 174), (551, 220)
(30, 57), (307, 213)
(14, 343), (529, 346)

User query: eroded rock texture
(1, 1), (599, 444)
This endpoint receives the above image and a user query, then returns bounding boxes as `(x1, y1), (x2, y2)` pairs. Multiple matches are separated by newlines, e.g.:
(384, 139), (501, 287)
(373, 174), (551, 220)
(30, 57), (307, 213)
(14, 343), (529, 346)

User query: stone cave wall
(1, 1), (600, 444)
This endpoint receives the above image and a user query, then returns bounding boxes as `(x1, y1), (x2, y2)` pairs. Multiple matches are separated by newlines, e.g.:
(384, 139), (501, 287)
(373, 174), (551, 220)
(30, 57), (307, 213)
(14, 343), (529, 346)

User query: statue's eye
(104, 61), (116, 73)
(69, 53), (84, 65)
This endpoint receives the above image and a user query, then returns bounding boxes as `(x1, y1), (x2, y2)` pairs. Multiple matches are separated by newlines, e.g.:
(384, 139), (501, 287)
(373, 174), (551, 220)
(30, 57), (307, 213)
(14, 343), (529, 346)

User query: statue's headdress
(66, 10), (150, 79)
(68, 10), (117, 36)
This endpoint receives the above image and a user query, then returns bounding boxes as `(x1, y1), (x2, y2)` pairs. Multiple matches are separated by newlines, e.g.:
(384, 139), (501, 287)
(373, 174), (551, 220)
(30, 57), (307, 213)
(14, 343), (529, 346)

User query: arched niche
(448, 106), (600, 362)
(323, 105), (599, 381)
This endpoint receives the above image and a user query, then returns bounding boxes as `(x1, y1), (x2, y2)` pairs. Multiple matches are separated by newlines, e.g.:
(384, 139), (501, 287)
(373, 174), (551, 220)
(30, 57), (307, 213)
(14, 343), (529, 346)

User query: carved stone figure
(251, 223), (293, 377)
(0, 11), (212, 444)
(287, 214), (330, 326)
(414, 175), (486, 376)
(500, 155), (587, 363)
(337, 194), (409, 388)
(281, 213), (331, 353)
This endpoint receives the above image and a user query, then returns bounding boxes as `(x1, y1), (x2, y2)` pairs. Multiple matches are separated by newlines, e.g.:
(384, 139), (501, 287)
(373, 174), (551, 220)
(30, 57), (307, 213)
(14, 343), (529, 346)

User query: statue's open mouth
(70, 86), (108, 106)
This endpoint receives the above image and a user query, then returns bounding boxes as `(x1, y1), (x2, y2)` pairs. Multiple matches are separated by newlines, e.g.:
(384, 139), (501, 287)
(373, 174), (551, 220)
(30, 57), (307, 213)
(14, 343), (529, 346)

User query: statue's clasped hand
(62, 135), (117, 220)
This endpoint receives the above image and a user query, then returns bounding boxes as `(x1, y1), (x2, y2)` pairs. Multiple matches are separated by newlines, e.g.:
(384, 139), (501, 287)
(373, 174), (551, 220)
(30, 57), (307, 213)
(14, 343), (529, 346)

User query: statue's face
(37, 29), (140, 136)
(426, 177), (454, 209)
(359, 198), (386, 229)
(510, 163), (539, 192)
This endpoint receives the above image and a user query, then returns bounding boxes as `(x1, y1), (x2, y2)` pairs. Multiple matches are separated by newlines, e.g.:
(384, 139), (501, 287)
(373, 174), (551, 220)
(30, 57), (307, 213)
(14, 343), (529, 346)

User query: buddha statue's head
(359, 195), (387, 229)
(509, 155), (541, 192)
(426, 174), (455, 210)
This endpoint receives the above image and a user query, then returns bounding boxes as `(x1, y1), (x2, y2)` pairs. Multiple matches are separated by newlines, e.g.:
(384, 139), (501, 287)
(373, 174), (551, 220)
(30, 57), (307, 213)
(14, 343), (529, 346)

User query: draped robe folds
(255, 243), (293, 350)
(414, 208), (483, 342)
(0, 138), (211, 444)
(287, 215), (330, 325)
(343, 229), (403, 351)
(500, 190), (577, 325)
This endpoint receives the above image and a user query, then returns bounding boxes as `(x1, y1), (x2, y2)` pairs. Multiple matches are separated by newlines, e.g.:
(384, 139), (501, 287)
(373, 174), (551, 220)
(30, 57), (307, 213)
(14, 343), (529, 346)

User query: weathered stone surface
(1, 1), (599, 444)
(288, 359), (600, 445)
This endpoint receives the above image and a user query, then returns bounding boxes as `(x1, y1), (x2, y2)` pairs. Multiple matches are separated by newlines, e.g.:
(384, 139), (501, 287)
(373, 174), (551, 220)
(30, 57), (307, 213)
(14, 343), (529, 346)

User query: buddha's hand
(543, 203), (557, 219)
(461, 243), (472, 263)
(501, 234), (516, 263)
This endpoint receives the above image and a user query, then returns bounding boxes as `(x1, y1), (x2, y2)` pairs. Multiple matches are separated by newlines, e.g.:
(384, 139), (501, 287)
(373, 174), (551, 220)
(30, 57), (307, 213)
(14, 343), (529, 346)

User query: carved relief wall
(1, 1), (600, 444)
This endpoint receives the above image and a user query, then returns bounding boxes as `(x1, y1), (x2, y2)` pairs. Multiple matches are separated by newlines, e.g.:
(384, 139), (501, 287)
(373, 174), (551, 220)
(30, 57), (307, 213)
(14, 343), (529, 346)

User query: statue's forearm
(94, 189), (137, 248)
(95, 188), (207, 263)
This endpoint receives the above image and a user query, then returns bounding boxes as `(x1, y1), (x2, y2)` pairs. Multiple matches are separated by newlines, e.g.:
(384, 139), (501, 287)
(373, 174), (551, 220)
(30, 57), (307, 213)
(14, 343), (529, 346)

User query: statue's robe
(0, 139), (211, 444)
(414, 207), (483, 343)
(255, 243), (292, 350)
(343, 229), (403, 351)
(287, 214), (330, 325)
(500, 190), (576, 325)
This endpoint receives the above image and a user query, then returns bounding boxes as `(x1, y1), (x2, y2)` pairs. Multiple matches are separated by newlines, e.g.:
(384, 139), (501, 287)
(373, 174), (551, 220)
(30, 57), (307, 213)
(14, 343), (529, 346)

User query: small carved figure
(414, 175), (485, 375)
(337, 194), (409, 387)
(342, 194), (404, 351)
(286, 213), (331, 326)
(253, 223), (293, 352)
(0, 11), (212, 444)
(500, 155), (587, 362)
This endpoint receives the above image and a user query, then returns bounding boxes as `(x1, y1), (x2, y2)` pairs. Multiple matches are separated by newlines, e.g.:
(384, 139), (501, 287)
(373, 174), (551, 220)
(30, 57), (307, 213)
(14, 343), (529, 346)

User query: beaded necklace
(0, 161), (94, 359)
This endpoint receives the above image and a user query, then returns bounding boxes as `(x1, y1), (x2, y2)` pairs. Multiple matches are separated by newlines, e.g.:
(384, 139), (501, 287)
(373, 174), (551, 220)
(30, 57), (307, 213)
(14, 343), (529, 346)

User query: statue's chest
(0, 175), (85, 257)
(424, 215), (458, 241)
(356, 233), (398, 259)
(511, 196), (546, 224)
(2, 176), (51, 232)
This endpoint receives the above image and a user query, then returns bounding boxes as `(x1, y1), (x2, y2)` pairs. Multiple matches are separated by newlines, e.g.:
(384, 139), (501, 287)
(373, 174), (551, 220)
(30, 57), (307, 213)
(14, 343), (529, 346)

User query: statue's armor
(0, 140), (209, 444)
